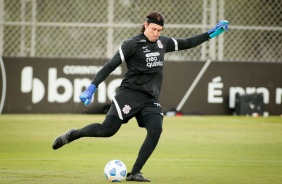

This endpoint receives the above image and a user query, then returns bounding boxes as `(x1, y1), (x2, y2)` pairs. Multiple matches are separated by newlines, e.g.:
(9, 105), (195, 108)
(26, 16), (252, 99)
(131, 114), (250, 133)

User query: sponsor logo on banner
(20, 66), (122, 104)
(207, 76), (282, 108)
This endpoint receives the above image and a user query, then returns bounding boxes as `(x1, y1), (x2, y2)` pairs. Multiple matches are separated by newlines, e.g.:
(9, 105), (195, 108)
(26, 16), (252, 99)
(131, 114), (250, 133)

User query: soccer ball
(104, 160), (127, 182)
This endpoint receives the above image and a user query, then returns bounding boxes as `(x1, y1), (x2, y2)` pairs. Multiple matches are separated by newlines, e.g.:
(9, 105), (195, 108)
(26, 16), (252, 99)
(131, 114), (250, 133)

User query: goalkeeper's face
(144, 23), (163, 42)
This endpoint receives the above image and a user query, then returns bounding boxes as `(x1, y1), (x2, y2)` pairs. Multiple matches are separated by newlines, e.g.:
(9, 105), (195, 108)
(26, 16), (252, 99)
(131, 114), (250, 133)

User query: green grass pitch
(0, 114), (282, 183)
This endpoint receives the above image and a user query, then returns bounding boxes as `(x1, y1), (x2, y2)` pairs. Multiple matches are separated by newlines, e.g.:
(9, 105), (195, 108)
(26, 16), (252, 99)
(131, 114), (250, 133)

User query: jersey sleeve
(165, 32), (210, 53)
(91, 39), (136, 86)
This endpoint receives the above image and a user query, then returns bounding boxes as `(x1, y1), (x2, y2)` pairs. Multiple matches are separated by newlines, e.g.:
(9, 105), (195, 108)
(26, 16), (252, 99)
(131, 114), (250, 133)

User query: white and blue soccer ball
(104, 160), (127, 182)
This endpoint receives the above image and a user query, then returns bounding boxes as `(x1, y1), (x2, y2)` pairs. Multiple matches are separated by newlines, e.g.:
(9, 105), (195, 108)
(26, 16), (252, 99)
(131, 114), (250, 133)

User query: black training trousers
(70, 113), (163, 174)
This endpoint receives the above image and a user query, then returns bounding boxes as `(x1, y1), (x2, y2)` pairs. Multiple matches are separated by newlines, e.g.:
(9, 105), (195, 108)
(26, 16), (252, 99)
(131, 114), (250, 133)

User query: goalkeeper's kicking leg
(52, 115), (123, 150)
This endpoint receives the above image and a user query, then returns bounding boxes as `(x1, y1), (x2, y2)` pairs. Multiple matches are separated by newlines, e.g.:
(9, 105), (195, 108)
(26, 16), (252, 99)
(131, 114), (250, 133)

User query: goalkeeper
(52, 12), (228, 182)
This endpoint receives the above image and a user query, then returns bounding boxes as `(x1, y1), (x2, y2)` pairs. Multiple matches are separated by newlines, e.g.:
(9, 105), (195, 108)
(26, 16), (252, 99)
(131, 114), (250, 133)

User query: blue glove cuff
(208, 20), (229, 39)
(79, 84), (97, 106)
(87, 84), (97, 93)
(208, 28), (224, 39)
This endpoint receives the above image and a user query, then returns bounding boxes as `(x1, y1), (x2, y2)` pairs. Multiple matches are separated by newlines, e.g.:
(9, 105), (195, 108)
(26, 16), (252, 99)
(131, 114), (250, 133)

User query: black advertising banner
(1, 57), (281, 115)
(1, 57), (122, 114)
(161, 61), (282, 115)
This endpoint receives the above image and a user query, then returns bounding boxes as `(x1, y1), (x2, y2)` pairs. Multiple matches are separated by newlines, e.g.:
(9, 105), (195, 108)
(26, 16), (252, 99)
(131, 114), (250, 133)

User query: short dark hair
(141, 12), (164, 33)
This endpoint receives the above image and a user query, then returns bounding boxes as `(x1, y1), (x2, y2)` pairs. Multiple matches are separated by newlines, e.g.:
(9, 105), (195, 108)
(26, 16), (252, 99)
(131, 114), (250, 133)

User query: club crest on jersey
(157, 40), (163, 48)
(122, 104), (131, 114)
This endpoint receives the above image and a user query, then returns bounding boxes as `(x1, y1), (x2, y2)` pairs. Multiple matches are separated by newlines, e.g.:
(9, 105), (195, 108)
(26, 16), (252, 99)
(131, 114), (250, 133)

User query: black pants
(70, 113), (163, 174)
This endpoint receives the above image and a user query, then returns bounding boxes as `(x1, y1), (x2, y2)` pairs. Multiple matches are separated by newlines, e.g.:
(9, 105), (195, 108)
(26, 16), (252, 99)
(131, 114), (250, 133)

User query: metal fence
(1, 0), (281, 62)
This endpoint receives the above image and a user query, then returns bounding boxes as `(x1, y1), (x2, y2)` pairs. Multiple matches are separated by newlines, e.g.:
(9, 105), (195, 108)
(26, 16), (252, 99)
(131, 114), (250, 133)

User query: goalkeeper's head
(141, 12), (164, 42)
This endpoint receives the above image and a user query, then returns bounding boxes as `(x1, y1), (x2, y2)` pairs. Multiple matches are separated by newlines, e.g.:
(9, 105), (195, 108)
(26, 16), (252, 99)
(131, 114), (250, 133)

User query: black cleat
(126, 172), (151, 182)
(52, 129), (75, 150)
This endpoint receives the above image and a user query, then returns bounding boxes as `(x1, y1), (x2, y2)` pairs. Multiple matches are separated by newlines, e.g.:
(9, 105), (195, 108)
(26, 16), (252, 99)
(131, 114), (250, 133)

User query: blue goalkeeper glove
(79, 84), (96, 106)
(208, 20), (229, 39)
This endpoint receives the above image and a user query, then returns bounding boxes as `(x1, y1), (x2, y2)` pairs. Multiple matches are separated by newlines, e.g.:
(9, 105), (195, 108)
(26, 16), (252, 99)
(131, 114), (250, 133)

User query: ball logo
(109, 168), (117, 176)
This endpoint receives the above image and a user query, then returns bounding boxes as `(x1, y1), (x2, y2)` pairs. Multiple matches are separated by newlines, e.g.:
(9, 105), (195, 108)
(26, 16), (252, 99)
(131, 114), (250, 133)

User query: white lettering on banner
(107, 79), (123, 100)
(256, 87), (269, 104)
(20, 66), (121, 104)
(21, 66), (33, 93)
(229, 87), (269, 108)
(208, 76), (223, 103)
(32, 78), (45, 104)
(276, 88), (282, 104)
(21, 66), (45, 104)
(73, 78), (92, 102)
(63, 65), (122, 75)
(229, 87), (246, 108)
(48, 68), (73, 103)
(207, 77), (276, 108)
